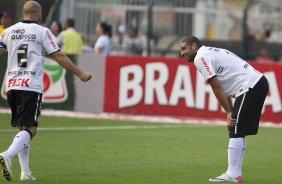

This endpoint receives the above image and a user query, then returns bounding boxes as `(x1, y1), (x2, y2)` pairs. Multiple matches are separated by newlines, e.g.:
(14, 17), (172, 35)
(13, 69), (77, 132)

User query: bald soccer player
(0, 1), (92, 181)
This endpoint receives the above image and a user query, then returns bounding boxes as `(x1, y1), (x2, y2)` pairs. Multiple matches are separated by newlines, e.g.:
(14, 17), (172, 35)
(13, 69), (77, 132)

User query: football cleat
(209, 173), (243, 183)
(0, 152), (13, 181)
(20, 172), (36, 181)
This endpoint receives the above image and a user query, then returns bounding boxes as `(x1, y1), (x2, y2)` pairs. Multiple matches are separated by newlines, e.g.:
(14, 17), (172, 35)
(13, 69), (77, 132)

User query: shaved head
(22, 1), (42, 22)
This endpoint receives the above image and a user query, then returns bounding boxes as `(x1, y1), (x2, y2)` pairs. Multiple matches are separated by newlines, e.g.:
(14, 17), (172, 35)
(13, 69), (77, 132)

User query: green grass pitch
(0, 113), (282, 184)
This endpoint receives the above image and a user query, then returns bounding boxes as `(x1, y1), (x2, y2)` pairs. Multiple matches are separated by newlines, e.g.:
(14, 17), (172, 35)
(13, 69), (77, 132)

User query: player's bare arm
(95, 47), (103, 55)
(50, 51), (92, 82)
(208, 76), (236, 127)
(227, 97), (233, 108)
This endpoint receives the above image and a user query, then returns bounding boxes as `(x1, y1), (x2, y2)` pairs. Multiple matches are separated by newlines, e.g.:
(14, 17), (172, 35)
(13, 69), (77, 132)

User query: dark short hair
(53, 20), (62, 33)
(99, 22), (112, 38)
(181, 36), (202, 47)
(66, 18), (75, 27)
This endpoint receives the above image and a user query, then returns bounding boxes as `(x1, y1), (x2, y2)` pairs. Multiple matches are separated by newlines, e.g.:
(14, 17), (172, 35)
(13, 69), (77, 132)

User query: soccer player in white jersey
(0, 1), (92, 181)
(180, 36), (269, 183)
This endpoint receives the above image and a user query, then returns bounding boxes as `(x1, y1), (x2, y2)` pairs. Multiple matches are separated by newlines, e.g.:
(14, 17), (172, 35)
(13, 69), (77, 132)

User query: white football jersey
(194, 46), (263, 98)
(0, 20), (59, 93)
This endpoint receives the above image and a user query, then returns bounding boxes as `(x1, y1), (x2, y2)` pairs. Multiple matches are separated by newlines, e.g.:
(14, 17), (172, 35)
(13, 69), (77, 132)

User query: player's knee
(29, 127), (37, 137)
(16, 126), (24, 132)
(23, 126), (37, 138)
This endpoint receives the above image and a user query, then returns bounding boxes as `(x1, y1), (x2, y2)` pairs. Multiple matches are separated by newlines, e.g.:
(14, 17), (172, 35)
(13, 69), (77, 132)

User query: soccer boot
(20, 172), (36, 181)
(209, 173), (243, 183)
(0, 152), (13, 181)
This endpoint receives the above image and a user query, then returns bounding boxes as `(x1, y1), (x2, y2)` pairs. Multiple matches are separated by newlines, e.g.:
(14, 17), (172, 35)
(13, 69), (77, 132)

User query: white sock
(18, 143), (31, 175)
(239, 139), (246, 169)
(6, 130), (31, 160)
(226, 137), (245, 178)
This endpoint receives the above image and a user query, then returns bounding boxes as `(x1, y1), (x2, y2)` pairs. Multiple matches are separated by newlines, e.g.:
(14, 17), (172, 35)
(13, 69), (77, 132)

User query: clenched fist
(79, 72), (92, 82)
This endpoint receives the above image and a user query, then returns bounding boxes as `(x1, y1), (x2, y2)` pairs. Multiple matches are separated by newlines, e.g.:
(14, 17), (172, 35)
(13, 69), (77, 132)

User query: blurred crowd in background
(0, 0), (282, 63)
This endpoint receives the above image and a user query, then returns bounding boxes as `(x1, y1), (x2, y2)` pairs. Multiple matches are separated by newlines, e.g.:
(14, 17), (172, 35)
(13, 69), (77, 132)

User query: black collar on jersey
(21, 20), (39, 24)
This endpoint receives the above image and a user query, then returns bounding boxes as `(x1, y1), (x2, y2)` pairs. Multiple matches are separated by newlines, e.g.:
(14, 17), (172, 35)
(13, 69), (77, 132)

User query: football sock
(226, 137), (245, 178)
(18, 143), (31, 175)
(6, 130), (31, 160)
(239, 138), (246, 169)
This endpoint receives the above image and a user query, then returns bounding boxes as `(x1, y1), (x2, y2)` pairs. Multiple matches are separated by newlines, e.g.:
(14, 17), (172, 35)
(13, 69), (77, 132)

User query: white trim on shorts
(235, 93), (246, 134)
(34, 93), (41, 122)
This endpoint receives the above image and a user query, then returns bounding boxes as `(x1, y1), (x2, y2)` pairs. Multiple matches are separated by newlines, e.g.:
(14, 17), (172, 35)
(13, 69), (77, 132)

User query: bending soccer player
(180, 36), (268, 183)
(0, 1), (92, 181)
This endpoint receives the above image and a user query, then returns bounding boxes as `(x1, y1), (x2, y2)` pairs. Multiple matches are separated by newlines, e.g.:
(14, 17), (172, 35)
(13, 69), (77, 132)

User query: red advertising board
(104, 56), (282, 124)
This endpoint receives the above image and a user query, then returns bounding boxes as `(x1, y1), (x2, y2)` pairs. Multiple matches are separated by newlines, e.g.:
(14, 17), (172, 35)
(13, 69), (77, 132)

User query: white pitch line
(1, 108), (282, 128)
(0, 124), (220, 133)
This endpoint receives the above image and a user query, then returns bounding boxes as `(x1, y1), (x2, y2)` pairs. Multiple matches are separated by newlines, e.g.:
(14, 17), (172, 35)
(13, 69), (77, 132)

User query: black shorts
(7, 90), (42, 127)
(229, 76), (269, 138)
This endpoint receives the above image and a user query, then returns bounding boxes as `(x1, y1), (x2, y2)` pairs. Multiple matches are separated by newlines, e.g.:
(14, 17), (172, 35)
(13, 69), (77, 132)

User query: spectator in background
(117, 24), (126, 47)
(256, 48), (275, 63)
(227, 12), (242, 41)
(110, 24), (126, 55)
(0, 12), (13, 34)
(139, 26), (155, 56)
(122, 26), (143, 55)
(50, 20), (62, 47)
(259, 22), (273, 42)
(94, 22), (112, 55)
(58, 18), (83, 60)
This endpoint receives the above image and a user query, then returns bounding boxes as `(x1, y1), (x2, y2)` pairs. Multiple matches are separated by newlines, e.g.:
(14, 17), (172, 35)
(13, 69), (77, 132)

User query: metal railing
(58, 0), (282, 58)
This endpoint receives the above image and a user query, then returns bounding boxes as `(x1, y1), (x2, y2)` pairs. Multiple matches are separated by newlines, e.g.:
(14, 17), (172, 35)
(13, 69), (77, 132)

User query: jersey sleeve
(194, 55), (216, 81)
(0, 30), (7, 49)
(43, 28), (60, 55)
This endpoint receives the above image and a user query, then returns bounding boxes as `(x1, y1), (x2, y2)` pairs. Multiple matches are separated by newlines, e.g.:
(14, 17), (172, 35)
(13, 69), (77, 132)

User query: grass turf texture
(0, 113), (282, 184)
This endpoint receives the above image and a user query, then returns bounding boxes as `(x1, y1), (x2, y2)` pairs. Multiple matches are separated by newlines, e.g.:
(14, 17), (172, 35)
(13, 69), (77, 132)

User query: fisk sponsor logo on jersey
(11, 29), (36, 41)
(8, 78), (30, 87)
(46, 30), (57, 49)
(1, 58), (68, 103)
(200, 57), (212, 76)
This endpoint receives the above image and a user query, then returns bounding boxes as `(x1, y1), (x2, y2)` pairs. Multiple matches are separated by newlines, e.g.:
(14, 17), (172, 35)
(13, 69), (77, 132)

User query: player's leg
(210, 76), (269, 183)
(18, 126), (37, 181)
(0, 126), (34, 181)
(225, 92), (247, 181)
(0, 90), (42, 181)
(209, 92), (248, 183)
(226, 137), (245, 178)
(209, 138), (245, 182)
(5, 127), (33, 164)
(15, 90), (42, 181)
(0, 90), (18, 181)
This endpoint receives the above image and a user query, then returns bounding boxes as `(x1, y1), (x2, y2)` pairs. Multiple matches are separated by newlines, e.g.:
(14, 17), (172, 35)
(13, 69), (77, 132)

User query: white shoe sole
(209, 178), (238, 182)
